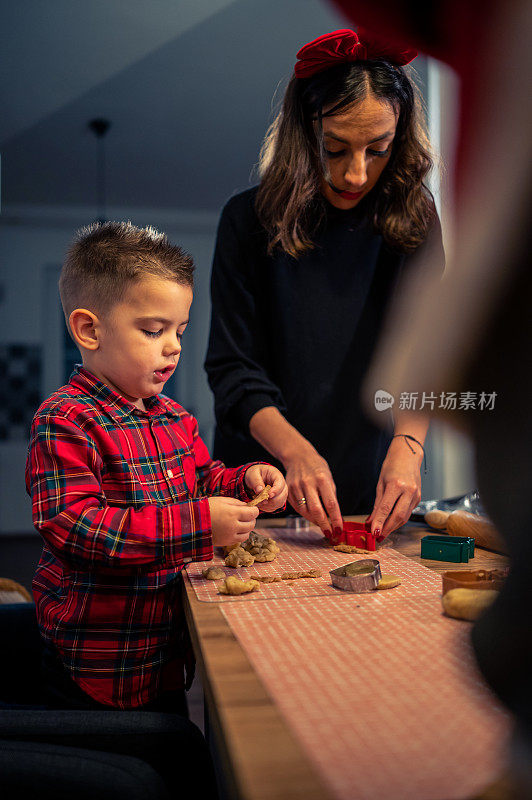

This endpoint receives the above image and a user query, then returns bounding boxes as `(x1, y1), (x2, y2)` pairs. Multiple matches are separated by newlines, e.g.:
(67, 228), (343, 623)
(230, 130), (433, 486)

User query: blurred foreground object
(331, 0), (532, 793)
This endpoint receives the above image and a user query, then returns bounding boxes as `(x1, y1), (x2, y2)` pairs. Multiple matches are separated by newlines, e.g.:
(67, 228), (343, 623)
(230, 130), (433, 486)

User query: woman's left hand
(367, 437), (423, 541)
(244, 464), (288, 513)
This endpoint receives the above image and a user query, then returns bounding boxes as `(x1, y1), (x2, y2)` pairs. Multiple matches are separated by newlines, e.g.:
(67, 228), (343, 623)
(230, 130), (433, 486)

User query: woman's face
(317, 92), (397, 210)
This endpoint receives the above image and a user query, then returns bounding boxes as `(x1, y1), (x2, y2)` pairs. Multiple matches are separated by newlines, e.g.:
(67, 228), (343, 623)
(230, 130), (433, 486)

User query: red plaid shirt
(26, 365), (256, 708)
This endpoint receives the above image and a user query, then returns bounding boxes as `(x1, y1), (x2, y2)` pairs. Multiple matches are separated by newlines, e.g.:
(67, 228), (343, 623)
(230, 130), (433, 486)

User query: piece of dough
(442, 588), (499, 621)
(247, 485), (272, 506)
(218, 577), (260, 595)
(242, 532), (279, 552)
(223, 532), (280, 562)
(241, 531), (280, 562)
(253, 551), (277, 563)
(249, 575), (282, 583)
(224, 546), (255, 568)
(333, 544), (372, 555)
(202, 566), (226, 580)
(377, 574), (401, 590)
(281, 569), (322, 580)
(222, 542), (241, 556)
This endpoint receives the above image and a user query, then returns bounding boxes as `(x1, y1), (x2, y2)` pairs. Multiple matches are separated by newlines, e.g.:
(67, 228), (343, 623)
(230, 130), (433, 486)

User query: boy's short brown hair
(59, 221), (194, 321)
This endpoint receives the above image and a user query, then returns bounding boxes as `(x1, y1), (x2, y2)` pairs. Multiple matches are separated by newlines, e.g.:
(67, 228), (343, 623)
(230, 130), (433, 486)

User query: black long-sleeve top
(205, 187), (444, 513)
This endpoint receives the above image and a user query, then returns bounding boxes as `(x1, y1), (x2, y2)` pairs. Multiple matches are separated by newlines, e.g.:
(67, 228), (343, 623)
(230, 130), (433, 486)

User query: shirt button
(167, 469), (174, 478)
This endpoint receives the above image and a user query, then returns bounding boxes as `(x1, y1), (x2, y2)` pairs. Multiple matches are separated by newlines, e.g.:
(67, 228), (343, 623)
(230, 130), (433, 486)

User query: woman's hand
(367, 437), (423, 541)
(247, 407), (342, 534)
(244, 464), (288, 512)
(283, 444), (343, 535)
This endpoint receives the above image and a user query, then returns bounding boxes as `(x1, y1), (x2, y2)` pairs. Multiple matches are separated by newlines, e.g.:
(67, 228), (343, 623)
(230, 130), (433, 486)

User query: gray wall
(0, 2), (474, 535)
(0, 207), (218, 533)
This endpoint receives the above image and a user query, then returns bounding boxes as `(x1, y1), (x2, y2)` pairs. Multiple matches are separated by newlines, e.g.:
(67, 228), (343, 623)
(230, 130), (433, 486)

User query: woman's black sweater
(205, 187), (444, 513)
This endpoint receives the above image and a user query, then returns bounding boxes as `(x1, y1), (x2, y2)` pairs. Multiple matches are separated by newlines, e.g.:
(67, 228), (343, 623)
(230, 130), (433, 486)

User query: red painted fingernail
(374, 528), (381, 536)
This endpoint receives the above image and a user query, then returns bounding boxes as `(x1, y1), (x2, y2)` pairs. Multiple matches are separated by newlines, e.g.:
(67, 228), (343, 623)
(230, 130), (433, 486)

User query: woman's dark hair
(256, 61), (436, 257)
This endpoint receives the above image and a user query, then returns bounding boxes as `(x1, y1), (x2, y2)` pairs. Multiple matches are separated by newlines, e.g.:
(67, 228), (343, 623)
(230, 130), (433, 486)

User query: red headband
(294, 28), (417, 79)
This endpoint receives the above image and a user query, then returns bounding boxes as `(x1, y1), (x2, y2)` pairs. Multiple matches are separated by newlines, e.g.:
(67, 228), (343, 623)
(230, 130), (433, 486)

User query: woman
(205, 29), (445, 540)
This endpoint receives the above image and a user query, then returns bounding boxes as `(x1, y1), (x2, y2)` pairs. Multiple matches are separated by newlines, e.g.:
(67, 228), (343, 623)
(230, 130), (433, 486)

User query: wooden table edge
(183, 569), (336, 800)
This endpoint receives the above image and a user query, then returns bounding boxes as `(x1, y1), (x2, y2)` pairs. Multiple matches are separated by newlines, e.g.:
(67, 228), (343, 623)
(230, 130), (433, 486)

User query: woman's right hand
(283, 444), (343, 536)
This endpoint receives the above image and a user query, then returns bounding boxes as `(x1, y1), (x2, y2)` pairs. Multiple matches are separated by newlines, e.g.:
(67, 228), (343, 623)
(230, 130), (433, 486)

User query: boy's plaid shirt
(26, 365), (257, 708)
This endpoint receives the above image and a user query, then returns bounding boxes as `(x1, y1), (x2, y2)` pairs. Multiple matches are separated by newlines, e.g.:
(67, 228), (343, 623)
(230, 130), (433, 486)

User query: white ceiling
(2, 0), (353, 212)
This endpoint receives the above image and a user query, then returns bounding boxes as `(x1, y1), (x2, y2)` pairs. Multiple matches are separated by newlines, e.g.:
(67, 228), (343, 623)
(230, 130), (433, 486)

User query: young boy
(26, 221), (287, 711)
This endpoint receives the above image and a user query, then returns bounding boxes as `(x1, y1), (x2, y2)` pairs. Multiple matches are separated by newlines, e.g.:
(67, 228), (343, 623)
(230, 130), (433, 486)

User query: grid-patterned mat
(221, 594), (510, 800)
(186, 526), (442, 603)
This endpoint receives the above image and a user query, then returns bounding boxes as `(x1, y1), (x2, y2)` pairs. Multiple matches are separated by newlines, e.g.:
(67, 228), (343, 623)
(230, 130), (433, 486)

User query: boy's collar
(69, 364), (180, 419)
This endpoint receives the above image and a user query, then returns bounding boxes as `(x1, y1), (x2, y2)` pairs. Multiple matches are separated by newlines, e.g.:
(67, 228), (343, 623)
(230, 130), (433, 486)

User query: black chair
(0, 603), (218, 799)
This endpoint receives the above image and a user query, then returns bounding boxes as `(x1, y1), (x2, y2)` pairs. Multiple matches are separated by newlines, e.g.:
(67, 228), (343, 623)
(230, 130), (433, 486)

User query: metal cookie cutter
(330, 559), (382, 593)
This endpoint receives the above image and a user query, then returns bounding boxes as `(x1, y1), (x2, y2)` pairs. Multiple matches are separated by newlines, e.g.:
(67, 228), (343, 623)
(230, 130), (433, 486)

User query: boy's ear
(69, 308), (101, 351)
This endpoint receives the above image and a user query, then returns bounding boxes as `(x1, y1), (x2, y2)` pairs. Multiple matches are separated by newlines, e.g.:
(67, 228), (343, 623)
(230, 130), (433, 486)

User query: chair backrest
(0, 603), (43, 704)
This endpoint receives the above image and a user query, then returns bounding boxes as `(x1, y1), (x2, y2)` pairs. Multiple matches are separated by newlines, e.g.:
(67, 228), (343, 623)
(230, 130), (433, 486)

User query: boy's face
(90, 277), (192, 409)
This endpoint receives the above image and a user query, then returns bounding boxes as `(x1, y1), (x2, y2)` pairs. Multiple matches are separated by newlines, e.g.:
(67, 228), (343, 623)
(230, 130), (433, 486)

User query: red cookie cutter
(327, 519), (377, 550)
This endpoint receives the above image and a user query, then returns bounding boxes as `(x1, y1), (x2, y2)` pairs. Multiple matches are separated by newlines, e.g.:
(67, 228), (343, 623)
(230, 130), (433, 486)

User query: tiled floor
(0, 532), (205, 732)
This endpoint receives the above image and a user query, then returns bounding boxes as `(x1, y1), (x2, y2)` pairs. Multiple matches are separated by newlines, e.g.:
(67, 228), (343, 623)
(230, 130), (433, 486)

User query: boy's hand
(208, 497), (259, 547)
(244, 465), (288, 512)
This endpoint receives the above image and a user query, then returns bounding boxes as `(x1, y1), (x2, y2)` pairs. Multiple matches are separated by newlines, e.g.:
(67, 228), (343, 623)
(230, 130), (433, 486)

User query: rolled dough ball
(442, 588), (499, 621)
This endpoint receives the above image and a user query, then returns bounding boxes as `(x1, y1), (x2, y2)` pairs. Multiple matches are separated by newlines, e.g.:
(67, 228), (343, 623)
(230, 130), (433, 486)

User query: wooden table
(183, 518), (508, 800)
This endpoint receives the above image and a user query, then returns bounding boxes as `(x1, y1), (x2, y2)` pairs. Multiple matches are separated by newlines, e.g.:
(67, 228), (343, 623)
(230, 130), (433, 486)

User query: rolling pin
(425, 509), (507, 554)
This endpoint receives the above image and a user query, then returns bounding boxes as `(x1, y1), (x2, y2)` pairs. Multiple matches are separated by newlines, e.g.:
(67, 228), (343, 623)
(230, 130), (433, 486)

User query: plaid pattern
(26, 365), (257, 708)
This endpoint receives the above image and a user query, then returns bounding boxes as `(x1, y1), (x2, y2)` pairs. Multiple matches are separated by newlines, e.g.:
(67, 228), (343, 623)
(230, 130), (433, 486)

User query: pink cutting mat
(185, 526), (442, 603)
(221, 594), (510, 800)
